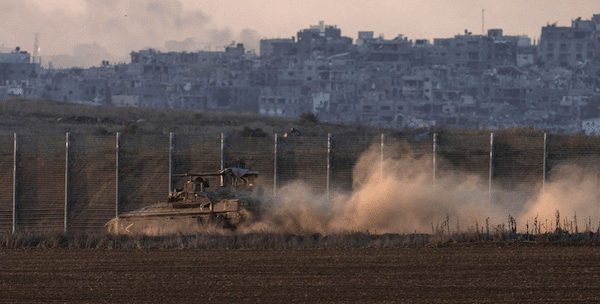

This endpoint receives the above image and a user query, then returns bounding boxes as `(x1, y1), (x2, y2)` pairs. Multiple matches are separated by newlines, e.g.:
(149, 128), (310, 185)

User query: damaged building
(5, 16), (600, 133)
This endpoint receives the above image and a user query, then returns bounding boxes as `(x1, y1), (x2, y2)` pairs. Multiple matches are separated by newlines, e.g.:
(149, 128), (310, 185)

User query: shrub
(299, 112), (318, 124)
(240, 126), (267, 137)
(121, 122), (137, 134)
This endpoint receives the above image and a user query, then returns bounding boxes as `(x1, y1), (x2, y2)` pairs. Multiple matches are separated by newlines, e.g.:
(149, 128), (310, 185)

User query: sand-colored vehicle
(105, 168), (262, 235)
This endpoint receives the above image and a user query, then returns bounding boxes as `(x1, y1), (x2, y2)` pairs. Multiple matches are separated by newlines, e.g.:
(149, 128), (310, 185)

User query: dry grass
(3, 213), (600, 249)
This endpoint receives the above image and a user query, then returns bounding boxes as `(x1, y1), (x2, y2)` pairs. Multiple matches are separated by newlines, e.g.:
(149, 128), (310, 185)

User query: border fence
(1, 131), (599, 234)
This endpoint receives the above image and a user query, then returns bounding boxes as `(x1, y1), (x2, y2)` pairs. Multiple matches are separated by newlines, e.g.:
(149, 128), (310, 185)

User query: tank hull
(105, 199), (259, 235)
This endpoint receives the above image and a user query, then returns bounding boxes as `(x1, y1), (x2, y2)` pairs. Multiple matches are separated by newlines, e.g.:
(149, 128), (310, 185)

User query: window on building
(574, 31), (587, 39)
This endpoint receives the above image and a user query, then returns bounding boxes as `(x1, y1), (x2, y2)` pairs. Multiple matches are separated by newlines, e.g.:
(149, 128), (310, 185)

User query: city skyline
(2, 0), (600, 68)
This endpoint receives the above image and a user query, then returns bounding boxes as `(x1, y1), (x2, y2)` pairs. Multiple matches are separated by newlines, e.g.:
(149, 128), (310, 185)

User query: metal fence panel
(68, 135), (116, 231)
(437, 131), (490, 181)
(383, 132), (435, 187)
(278, 136), (328, 194)
(495, 131), (544, 189)
(0, 136), (13, 233)
(16, 135), (65, 233)
(547, 133), (600, 181)
(119, 134), (170, 213)
(330, 135), (377, 192)
(225, 135), (274, 194)
(172, 134), (222, 192)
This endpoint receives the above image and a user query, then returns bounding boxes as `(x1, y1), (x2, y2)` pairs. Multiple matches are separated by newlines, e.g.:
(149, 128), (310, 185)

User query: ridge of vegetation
(1, 97), (574, 139)
(0, 97), (392, 137)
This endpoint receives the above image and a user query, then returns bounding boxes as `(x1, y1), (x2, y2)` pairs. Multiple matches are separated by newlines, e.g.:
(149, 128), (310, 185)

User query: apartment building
(0, 48), (38, 98)
(539, 16), (600, 67)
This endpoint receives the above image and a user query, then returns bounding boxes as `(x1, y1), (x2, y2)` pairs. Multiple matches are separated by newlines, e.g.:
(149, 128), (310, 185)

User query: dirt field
(1, 246), (599, 303)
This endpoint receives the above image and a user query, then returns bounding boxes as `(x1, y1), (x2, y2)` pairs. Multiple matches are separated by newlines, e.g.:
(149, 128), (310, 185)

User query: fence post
(64, 132), (69, 234)
(433, 133), (437, 186)
(327, 133), (331, 201)
(169, 132), (174, 195)
(220, 133), (224, 186)
(12, 133), (17, 234)
(380, 133), (384, 183)
(274, 133), (278, 195)
(115, 132), (120, 218)
(489, 132), (495, 203)
(543, 133), (548, 190)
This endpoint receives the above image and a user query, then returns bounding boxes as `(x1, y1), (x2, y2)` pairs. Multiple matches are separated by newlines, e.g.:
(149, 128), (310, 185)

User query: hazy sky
(1, 0), (599, 67)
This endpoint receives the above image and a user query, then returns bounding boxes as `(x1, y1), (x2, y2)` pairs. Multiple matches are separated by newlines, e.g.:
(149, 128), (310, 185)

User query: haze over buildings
(4, 2), (600, 133)
(2, 0), (600, 68)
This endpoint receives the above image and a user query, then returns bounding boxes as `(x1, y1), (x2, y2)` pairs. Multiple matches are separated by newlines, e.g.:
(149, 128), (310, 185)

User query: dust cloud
(519, 163), (600, 232)
(245, 141), (600, 235)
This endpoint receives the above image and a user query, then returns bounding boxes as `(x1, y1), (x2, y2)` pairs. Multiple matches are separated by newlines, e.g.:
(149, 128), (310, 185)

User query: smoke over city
(4, 0), (599, 69)
(1, 0), (260, 68)
(245, 141), (600, 235)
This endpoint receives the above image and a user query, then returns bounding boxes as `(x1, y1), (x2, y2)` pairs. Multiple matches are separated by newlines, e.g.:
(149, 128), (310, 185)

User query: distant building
(258, 85), (309, 117)
(0, 47), (37, 86)
(517, 46), (537, 67)
(431, 29), (522, 74)
(539, 16), (600, 67)
(296, 21), (353, 61)
(259, 38), (295, 57)
(112, 95), (140, 107)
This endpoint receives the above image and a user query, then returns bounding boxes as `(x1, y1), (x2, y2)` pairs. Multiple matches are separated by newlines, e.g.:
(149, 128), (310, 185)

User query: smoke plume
(2, 0), (261, 68)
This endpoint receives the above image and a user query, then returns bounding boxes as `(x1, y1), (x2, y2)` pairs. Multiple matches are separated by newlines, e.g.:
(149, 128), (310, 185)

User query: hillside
(0, 97), (396, 137)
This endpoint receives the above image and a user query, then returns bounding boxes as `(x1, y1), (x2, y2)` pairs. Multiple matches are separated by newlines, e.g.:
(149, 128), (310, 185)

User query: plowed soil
(1, 246), (599, 303)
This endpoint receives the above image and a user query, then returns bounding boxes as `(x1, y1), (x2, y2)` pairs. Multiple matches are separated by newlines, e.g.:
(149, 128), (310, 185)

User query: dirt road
(1, 246), (599, 303)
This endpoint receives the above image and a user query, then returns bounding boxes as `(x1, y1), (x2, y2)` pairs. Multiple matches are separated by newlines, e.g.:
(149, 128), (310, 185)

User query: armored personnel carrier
(105, 168), (262, 235)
